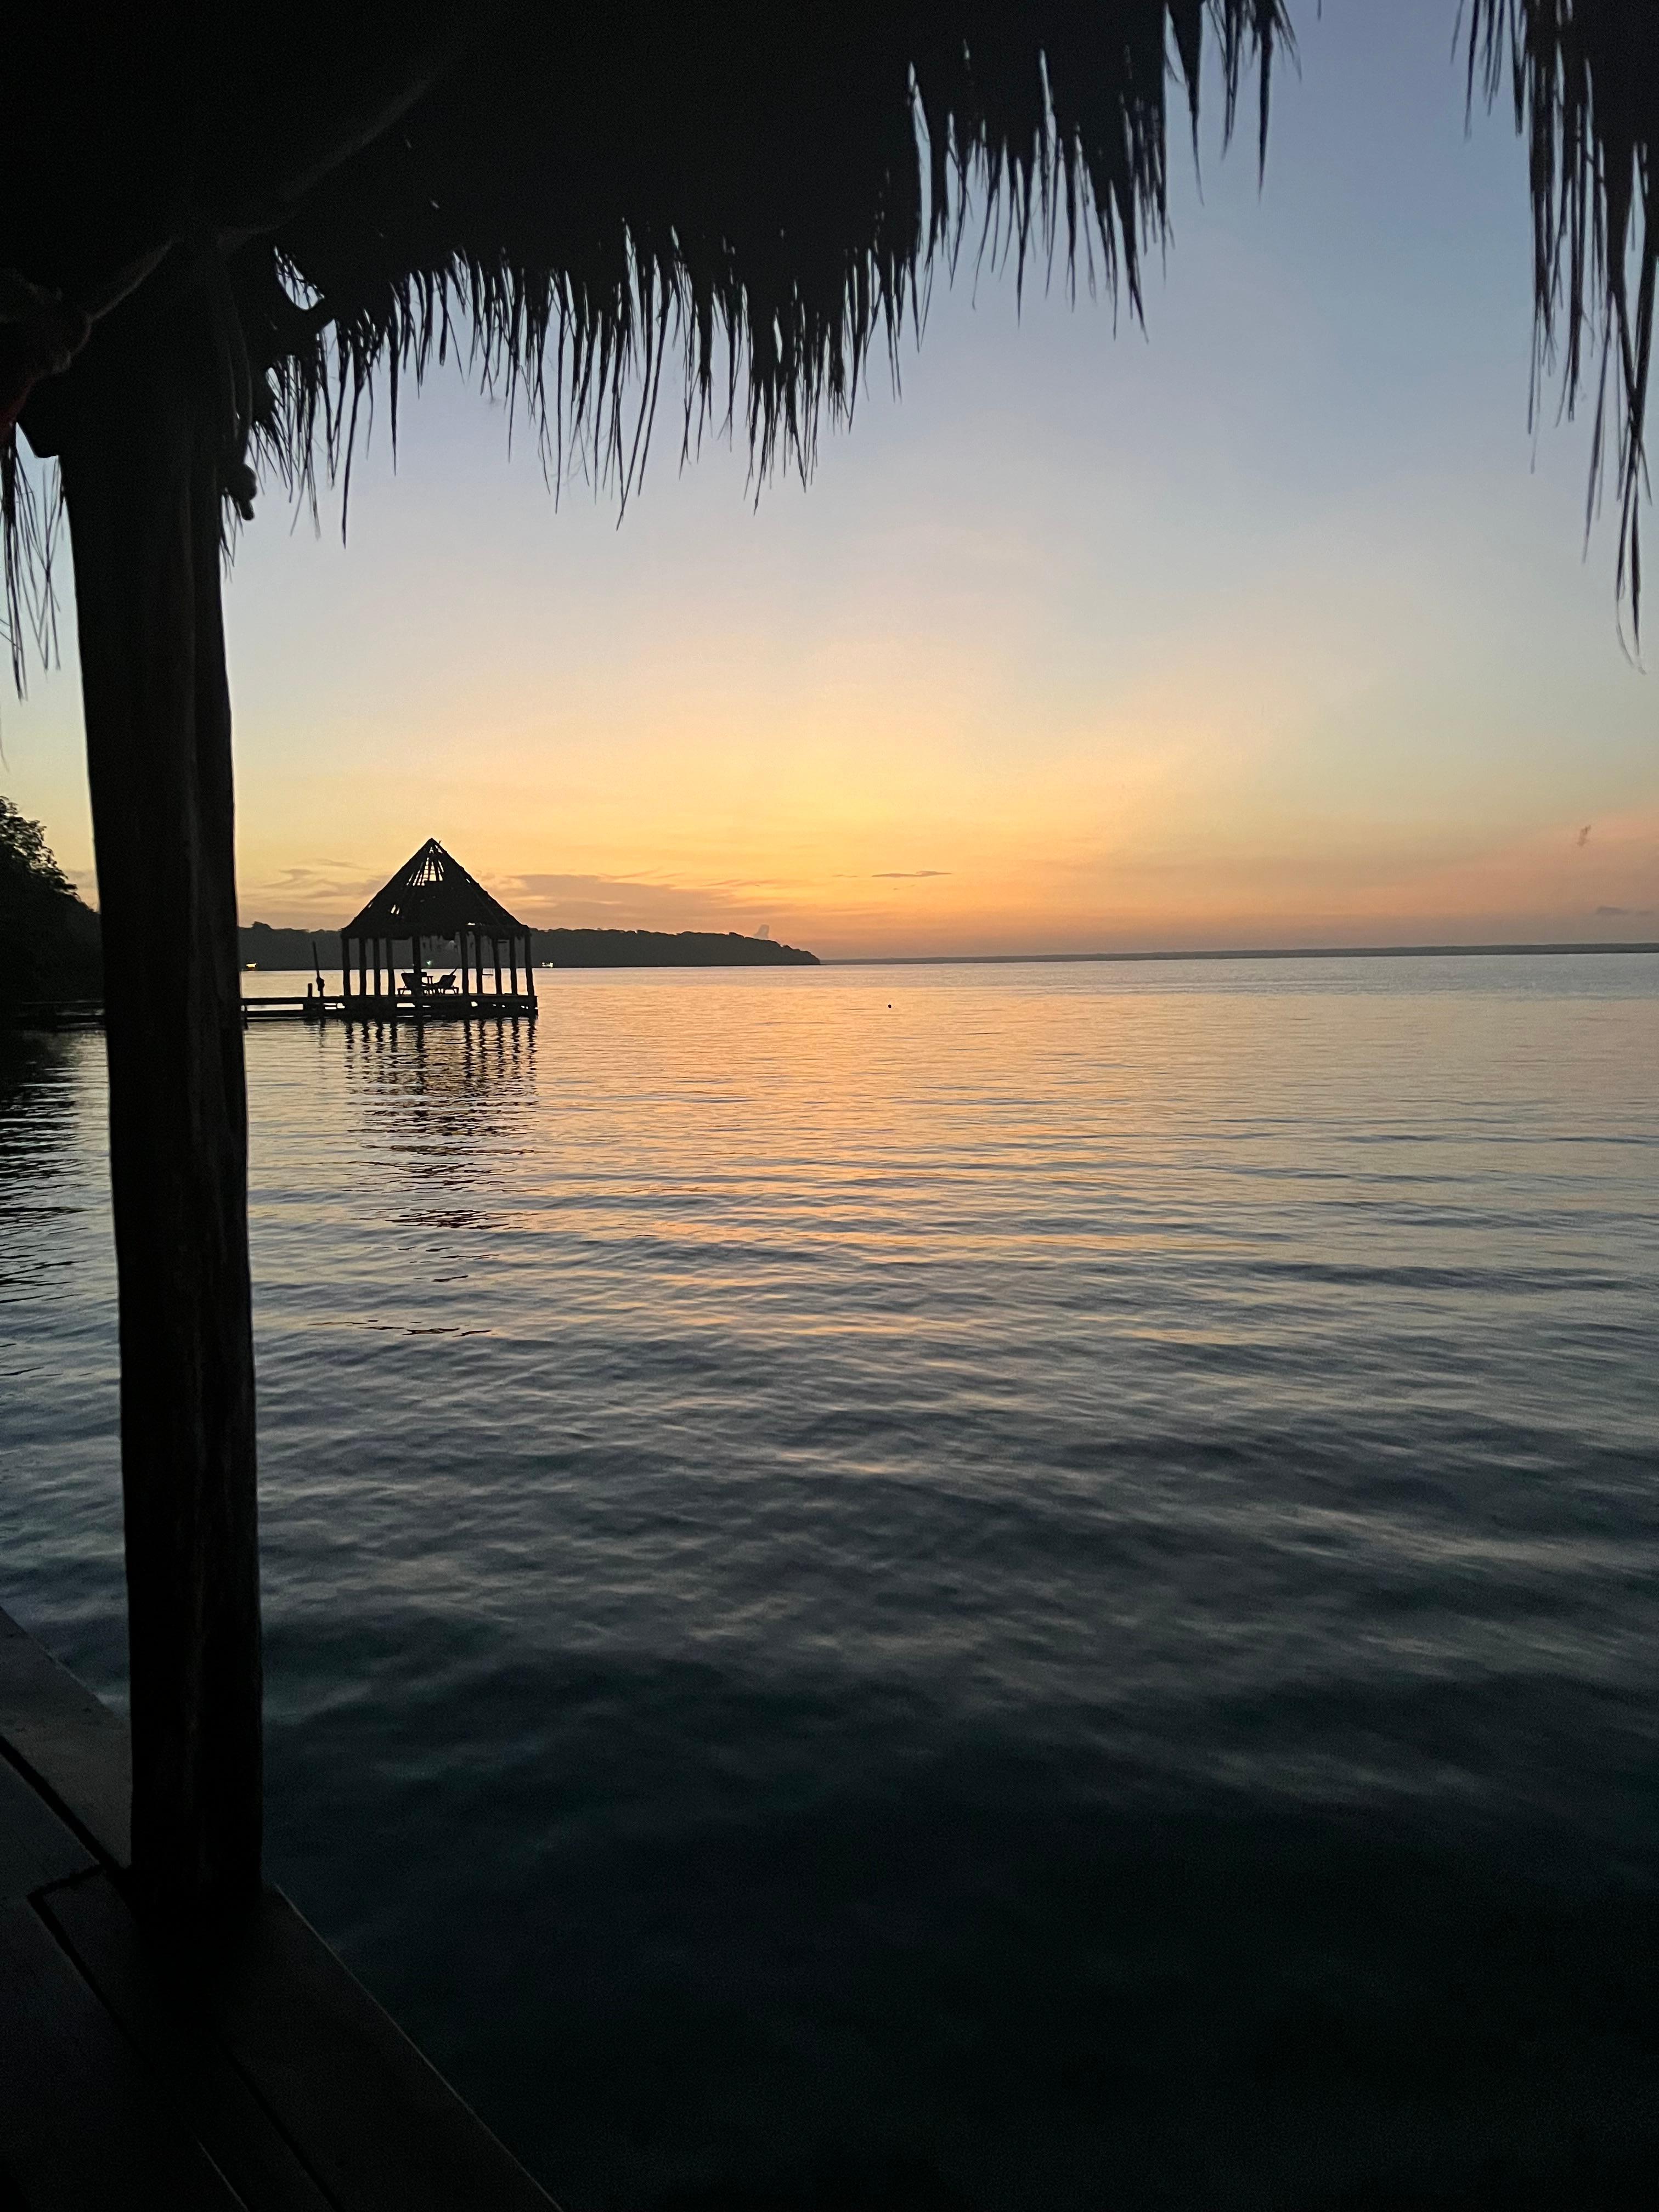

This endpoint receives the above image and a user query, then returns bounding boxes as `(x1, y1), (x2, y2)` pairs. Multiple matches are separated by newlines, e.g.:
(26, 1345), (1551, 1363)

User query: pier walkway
(0, 1605), (554, 2210)
(2, 988), (540, 1032)
(246, 988), (540, 1025)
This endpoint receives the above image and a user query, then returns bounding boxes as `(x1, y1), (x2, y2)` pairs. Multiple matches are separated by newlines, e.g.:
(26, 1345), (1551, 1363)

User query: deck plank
(41, 1875), (334, 2212)
(40, 1874), (557, 2212)
(0, 1608), (556, 2210)
(0, 1898), (245, 2210)
(196, 1889), (557, 2210)
(0, 1757), (92, 1909)
(0, 1607), (130, 1867)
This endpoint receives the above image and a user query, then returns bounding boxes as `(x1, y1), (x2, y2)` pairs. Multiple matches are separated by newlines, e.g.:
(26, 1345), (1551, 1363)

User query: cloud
(870, 869), (952, 880)
(240, 857), (803, 933)
(503, 871), (764, 930)
(239, 860), (389, 923)
(1594, 904), (1656, 918)
(1577, 824), (1592, 847)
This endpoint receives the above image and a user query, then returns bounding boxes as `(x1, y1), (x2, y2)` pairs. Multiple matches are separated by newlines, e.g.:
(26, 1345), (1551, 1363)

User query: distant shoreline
(239, 921), (817, 969)
(823, 940), (1659, 968)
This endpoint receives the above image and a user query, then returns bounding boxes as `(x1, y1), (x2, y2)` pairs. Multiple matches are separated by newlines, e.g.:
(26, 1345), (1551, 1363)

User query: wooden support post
(509, 937), (520, 1000)
(340, 932), (352, 1008)
(410, 921), (425, 1020)
(57, 304), (263, 1910)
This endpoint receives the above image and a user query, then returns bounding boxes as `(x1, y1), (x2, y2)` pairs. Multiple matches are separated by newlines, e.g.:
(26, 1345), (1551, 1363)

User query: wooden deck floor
(0, 1605), (557, 2210)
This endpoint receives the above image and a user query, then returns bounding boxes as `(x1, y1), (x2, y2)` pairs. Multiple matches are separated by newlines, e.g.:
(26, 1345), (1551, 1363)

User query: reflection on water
(0, 1032), (123, 1679)
(342, 1018), (538, 1228)
(2, 957), (1658, 2209)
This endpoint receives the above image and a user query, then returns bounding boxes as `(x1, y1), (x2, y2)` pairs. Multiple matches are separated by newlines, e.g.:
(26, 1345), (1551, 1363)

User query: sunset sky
(4, 1), (1657, 957)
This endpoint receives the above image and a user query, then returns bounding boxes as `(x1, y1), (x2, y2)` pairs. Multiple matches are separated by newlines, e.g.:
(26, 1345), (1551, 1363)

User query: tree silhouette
(0, 796), (100, 1001)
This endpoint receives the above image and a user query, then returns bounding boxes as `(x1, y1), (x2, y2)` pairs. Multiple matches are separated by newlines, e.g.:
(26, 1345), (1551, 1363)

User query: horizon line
(820, 940), (1659, 967)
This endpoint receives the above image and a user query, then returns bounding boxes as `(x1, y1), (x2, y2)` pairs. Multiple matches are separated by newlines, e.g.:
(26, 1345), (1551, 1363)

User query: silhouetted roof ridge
(342, 837), (527, 938)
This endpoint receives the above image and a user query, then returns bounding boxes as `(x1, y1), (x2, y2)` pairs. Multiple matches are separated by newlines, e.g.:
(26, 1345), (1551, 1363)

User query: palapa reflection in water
(340, 1013), (539, 1207)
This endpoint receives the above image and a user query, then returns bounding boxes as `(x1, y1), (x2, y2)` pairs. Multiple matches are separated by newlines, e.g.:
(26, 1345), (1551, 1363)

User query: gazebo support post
(57, 321), (263, 1913)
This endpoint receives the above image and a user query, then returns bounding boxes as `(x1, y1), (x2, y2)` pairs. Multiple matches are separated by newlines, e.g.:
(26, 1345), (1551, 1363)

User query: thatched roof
(4, 4), (1287, 675)
(343, 837), (527, 940)
(1468, 3), (1659, 616)
(2, 5), (1656, 636)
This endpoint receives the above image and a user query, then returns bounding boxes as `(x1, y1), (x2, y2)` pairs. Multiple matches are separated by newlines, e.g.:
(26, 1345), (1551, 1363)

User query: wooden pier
(0, 1604), (554, 2210)
(3, 986), (540, 1032)
(244, 986), (540, 1025)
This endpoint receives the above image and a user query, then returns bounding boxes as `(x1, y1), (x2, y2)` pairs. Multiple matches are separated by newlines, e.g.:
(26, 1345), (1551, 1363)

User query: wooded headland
(240, 921), (817, 969)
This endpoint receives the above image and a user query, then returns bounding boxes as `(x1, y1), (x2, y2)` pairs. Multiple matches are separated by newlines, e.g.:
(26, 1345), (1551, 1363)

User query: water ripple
(3, 954), (1657, 2208)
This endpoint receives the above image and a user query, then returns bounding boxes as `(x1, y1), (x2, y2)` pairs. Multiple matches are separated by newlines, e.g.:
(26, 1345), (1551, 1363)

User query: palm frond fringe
(0, 2), (1289, 686)
(1468, 2), (1659, 635)
(9, 4), (1657, 675)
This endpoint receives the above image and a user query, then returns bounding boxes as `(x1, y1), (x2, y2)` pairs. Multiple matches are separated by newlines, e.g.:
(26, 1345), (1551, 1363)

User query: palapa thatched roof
(2, 5), (1656, 641)
(1, 3), (1285, 663)
(343, 837), (527, 941)
(1468, 3), (1659, 614)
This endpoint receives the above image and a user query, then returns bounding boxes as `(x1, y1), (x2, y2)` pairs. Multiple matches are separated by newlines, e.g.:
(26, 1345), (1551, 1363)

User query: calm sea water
(3, 956), (1657, 2209)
